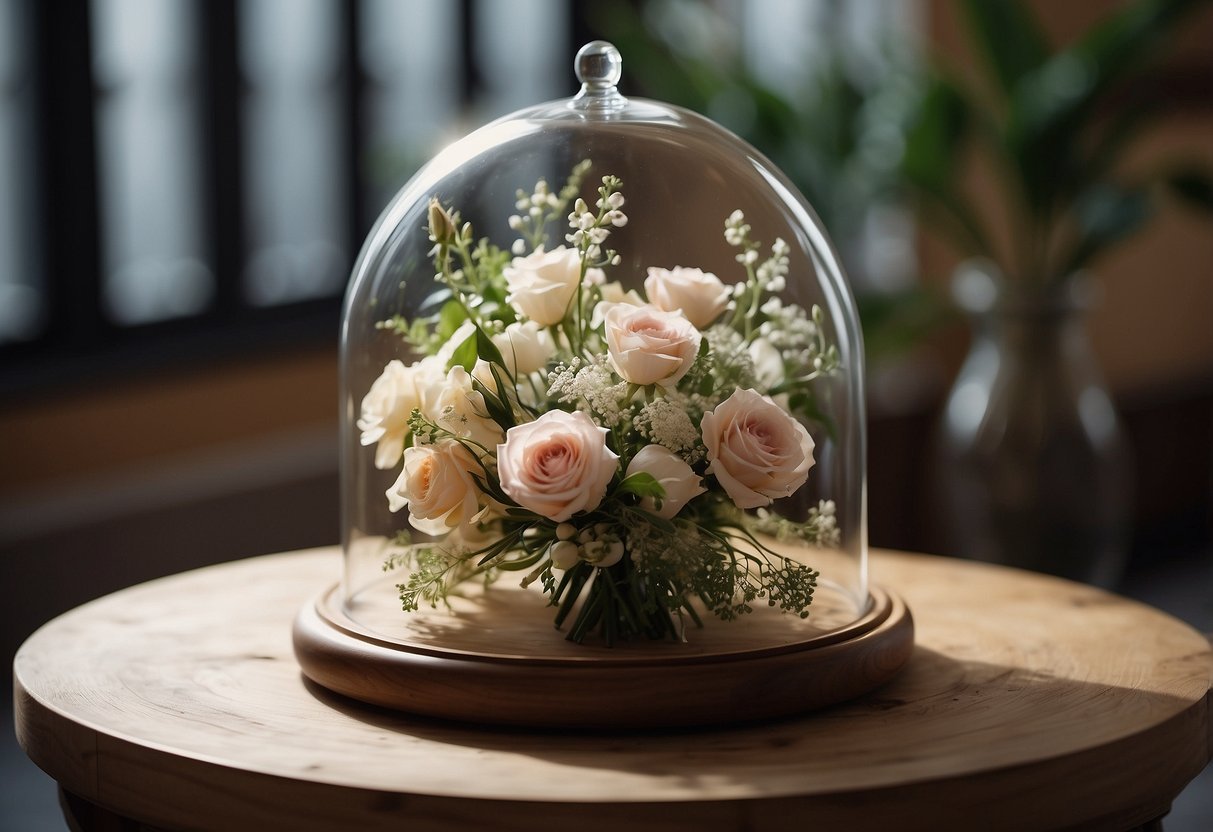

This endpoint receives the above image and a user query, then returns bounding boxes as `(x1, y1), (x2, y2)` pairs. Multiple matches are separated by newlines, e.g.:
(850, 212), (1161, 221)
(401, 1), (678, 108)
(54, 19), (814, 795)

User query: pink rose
(701, 389), (816, 509)
(386, 440), (482, 535)
(644, 266), (731, 328)
(603, 304), (701, 387)
(497, 410), (619, 522)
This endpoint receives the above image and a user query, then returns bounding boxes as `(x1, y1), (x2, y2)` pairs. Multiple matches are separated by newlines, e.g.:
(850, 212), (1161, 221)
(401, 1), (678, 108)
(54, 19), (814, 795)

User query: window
(1, 0), (589, 395)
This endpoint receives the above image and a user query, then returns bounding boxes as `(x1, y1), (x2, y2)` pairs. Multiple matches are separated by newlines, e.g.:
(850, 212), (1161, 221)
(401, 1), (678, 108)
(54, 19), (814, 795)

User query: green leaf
(959, 0), (1050, 98)
(901, 77), (970, 196)
(858, 287), (957, 363)
(1165, 167), (1213, 214)
(1006, 0), (1207, 211)
(474, 326), (507, 368)
(615, 472), (667, 500)
(1061, 185), (1151, 276)
(437, 300), (467, 340)
(446, 332), (477, 372)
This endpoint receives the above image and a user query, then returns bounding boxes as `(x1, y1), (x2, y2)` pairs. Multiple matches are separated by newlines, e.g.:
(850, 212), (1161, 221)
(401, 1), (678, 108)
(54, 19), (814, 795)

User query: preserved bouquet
(358, 161), (842, 645)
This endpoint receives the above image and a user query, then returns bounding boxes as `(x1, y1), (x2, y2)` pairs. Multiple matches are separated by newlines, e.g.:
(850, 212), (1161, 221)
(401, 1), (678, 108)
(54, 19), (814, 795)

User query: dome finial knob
(575, 41), (622, 90)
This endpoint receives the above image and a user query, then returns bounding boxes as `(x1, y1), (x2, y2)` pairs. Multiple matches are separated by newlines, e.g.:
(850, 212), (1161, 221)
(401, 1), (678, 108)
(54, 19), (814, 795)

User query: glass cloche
(339, 42), (869, 649)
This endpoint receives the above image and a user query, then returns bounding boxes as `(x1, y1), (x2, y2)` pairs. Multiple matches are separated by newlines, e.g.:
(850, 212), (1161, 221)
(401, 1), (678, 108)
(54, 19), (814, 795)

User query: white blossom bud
(550, 540), (580, 570)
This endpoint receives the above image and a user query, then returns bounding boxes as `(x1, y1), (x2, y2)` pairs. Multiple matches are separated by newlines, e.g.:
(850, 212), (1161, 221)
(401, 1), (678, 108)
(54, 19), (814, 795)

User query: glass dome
(340, 42), (867, 646)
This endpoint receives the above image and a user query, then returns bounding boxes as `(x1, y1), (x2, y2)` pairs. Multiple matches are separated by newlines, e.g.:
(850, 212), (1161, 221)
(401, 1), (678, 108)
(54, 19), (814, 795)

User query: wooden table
(14, 548), (1212, 832)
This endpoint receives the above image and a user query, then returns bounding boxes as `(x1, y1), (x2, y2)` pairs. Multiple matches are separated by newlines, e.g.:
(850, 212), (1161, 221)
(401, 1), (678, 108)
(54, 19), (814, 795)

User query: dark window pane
(0, 0), (42, 342)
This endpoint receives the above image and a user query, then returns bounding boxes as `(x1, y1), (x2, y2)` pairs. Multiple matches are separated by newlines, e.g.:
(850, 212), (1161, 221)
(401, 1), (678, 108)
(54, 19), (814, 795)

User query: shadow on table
(300, 643), (1208, 830)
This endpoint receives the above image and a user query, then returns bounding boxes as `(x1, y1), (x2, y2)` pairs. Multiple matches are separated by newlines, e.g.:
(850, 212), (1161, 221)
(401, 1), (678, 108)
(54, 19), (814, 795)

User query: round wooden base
(293, 582), (914, 729)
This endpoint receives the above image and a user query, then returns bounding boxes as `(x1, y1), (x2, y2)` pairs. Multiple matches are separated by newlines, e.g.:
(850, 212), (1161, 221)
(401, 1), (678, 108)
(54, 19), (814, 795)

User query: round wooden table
(14, 548), (1212, 832)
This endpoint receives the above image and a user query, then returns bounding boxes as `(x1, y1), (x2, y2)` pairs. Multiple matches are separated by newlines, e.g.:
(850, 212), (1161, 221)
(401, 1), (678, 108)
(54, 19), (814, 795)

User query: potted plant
(901, 0), (1213, 584)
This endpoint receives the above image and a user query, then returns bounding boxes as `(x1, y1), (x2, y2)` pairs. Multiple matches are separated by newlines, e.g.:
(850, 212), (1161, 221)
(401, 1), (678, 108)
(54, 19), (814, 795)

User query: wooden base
(293, 581), (914, 728)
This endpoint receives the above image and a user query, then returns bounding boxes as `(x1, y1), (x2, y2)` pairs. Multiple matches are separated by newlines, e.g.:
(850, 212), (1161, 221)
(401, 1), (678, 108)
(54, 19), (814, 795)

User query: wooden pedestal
(293, 581), (915, 728)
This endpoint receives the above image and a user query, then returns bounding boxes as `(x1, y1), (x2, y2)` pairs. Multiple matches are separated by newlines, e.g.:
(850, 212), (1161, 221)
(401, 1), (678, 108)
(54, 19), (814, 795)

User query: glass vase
(935, 264), (1131, 587)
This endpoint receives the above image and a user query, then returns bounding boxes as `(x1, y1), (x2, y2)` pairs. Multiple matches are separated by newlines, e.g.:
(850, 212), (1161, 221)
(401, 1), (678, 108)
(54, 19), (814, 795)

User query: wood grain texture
(14, 548), (1213, 832)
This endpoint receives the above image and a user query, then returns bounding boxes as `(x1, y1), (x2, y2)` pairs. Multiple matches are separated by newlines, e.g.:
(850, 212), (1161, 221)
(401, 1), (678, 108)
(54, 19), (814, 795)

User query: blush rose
(603, 303), (701, 387)
(644, 266), (731, 328)
(701, 389), (816, 509)
(497, 410), (619, 522)
(386, 439), (481, 535)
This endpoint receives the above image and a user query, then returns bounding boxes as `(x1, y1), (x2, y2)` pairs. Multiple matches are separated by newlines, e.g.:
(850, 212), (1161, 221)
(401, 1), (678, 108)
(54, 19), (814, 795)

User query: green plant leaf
(858, 286), (957, 363)
(447, 332), (477, 372)
(900, 76), (993, 258)
(1165, 167), (1213, 214)
(959, 0), (1050, 99)
(437, 299), (467, 340)
(474, 326), (506, 368)
(1007, 0), (1207, 212)
(1062, 185), (1152, 276)
(615, 472), (666, 501)
(902, 76), (970, 195)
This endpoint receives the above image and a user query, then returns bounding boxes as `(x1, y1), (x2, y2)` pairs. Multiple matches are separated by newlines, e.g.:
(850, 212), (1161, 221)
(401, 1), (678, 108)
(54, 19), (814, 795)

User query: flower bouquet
(358, 161), (842, 645)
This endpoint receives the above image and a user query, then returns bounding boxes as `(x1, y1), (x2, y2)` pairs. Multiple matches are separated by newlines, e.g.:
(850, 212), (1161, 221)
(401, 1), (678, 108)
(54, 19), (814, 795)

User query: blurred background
(2, 0), (1210, 828)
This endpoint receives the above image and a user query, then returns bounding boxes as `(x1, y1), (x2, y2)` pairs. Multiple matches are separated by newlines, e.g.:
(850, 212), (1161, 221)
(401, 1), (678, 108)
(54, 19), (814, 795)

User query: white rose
(603, 304), (701, 387)
(625, 445), (706, 519)
(504, 246), (582, 326)
(645, 266), (731, 328)
(497, 410), (619, 522)
(701, 388), (816, 509)
(357, 357), (443, 470)
(420, 365), (504, 451)
(386, 440), (481, 535)
(748, 337), (784, 390)
(492, 321), (556, 374)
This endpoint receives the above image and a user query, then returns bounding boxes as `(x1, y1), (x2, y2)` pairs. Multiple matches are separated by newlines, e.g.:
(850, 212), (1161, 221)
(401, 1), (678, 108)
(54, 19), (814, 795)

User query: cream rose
(358, 357), (443, 470)
(497, 410), (619, 522)
(599, 281), (645, 306)
(419, 365), (504, 451)
(492, 320), (556, 375)
(748, 337), (784, 390)
(603, 303), (701, 387)
(504, 246), (582, 326)
(701, 388), (816, 509)
(625, 445), (706, 519)
(386, 440), (481, 535)
(644, 266), (731, 328)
